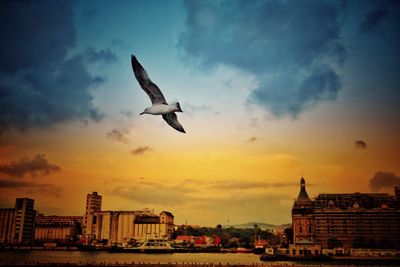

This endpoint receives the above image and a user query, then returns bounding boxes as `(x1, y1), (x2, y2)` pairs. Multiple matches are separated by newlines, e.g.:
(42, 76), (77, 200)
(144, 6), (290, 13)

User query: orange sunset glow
(1, 0), (399, 229)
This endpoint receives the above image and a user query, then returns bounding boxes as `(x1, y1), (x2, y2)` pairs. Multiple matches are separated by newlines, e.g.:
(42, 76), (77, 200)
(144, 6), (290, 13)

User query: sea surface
(0, 251), (263, 265)
(0, 251), (398, 266)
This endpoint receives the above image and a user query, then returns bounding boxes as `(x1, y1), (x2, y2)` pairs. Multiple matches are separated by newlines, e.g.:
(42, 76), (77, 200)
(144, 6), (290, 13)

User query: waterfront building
(290, 178), (320, 256)
(159, 211), (174, 239)
(81, 192), (175, 245)
(95, 210), (136, 244)
(0, 208), (15, 244)
(34, 214), (82, 242)
(292, 177), (315, 244)
(94, 209), (175, 244)
(133, 212), (163, 240)
(133, 211), (174, 240)
(83, 192), (102, 236)
(12, 198), (36, 244)
(291, 177), (400, 253)
(313, 192), (400, 249)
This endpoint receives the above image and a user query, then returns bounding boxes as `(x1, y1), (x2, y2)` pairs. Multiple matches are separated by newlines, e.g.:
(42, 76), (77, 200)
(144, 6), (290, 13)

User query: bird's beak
(140, 112), (144, 115)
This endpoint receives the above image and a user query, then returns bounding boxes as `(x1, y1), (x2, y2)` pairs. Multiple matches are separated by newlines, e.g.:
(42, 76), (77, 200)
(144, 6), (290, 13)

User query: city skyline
(1, 0), (400, 226)
(1, 178), (399, 227)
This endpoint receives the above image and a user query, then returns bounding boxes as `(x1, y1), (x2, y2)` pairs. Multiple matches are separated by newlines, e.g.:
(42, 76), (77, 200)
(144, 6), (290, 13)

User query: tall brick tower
(292, 177), (315, 244)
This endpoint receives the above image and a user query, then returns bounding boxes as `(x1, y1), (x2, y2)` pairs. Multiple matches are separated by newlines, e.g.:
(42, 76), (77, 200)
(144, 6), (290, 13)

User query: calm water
(1, 251), (399, 266)
(0, 251), (263, 264)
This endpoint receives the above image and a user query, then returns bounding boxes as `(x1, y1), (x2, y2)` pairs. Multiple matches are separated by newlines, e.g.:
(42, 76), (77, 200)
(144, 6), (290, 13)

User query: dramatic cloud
(354, 140), (367, 149)
(0, 154), (60, 178)
(358, 1), (400, 34)
(0, 179), (61, 197)
(131, 146), (153, 155)
(369, 171), (400, 192)
(179, 0), (345, 117)
(106, 128), (130, 144)
(0, 0), (114, 131)
(85, 46), (118, 64)
(360, 8), (389, 33)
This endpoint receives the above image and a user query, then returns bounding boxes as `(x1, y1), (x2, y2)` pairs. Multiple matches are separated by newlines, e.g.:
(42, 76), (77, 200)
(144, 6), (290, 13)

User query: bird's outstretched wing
(162, 113), (186, 133)
(131, 55), (167, 104)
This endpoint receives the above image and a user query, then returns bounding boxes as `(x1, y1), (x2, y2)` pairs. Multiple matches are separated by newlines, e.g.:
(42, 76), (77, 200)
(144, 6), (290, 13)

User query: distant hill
(223, 222), (291, 231)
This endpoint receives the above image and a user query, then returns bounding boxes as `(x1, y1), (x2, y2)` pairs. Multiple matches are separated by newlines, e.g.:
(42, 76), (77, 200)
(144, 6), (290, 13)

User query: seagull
(131, 55), (186, 133)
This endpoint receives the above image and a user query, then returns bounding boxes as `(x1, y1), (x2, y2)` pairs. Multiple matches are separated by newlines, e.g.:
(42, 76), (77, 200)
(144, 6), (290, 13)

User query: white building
(94, 210), (174, 244)
(81, 192), (175, 245)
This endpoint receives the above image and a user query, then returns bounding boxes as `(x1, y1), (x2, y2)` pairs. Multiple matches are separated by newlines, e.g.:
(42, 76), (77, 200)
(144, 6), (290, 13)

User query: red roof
(194, 236), (206, 244)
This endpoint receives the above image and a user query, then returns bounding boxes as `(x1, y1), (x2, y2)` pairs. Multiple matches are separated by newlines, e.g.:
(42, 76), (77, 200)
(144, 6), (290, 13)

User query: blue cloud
(360, 8), (389, 33)
(0, 0), (76, 74)
(359, 0), (400, 34)
(179, 0), (346, 117)
(251, 66), (341, 117)
(85, 46), (118, 64)
(0, 0), (114, 131)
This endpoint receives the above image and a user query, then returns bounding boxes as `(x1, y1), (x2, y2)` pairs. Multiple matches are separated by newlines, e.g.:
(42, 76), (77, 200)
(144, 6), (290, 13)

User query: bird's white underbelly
(147, 104), (175, 115)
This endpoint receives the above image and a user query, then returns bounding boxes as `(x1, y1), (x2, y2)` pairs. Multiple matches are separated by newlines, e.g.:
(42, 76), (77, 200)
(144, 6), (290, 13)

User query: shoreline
(1, 261), (400, 267)
(1, 248), (400, 263)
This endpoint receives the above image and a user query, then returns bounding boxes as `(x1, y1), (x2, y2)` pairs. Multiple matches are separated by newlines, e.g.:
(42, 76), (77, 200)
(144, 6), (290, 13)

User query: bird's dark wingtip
(131, 55), (139, 71)
(176, 127), (186, 134)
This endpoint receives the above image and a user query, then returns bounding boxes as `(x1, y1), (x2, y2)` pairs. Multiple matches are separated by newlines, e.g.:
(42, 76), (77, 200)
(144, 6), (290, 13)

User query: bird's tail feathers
(172, 102), (183, 112)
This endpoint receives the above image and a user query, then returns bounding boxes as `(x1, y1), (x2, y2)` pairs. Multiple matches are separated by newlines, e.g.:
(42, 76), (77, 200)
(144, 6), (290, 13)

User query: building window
(299, 226), (303, 233)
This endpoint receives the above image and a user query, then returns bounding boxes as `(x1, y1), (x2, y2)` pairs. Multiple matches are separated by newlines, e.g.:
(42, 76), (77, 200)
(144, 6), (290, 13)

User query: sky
(0, 0), (399, 226)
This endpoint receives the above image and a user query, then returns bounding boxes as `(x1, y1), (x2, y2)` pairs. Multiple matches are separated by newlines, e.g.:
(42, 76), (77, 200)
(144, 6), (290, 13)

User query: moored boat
(110, 238), (174, 253)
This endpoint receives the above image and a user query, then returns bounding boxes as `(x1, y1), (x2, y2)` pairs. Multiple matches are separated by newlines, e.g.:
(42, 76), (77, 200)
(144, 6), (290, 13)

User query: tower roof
(296, 177), (312, 203)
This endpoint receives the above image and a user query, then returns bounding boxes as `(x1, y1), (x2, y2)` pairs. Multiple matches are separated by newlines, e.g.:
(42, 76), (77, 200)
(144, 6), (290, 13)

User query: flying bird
(131, 55), (186, 133)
